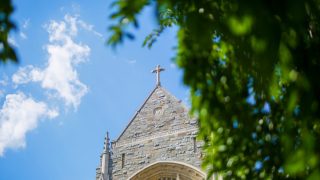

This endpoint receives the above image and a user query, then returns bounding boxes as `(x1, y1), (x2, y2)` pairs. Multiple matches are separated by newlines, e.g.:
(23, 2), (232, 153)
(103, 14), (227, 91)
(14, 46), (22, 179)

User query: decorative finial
(151, 65), (165, 86)
(104, 132), (110, 152)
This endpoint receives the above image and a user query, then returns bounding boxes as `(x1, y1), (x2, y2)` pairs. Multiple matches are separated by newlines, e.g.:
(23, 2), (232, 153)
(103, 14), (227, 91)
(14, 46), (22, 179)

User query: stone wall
(109, 87), (203, 179)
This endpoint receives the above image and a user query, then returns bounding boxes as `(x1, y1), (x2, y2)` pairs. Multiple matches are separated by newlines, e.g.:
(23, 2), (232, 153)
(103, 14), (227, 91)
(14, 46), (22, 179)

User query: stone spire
(152, 65), (165, 86)
(103, 132), (110, 153)
(100, 132), (110, 180)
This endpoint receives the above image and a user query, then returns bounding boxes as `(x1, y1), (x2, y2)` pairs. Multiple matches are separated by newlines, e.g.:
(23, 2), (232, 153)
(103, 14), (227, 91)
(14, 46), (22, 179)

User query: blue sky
(0, 0), (188, 179)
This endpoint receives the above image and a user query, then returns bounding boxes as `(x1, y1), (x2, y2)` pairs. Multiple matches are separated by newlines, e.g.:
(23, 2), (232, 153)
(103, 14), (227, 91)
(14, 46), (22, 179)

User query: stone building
(96, 65), (211, 180)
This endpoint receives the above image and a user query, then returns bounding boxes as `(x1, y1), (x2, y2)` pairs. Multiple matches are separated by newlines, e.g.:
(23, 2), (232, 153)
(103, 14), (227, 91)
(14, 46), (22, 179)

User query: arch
(128, 161), (206, 180)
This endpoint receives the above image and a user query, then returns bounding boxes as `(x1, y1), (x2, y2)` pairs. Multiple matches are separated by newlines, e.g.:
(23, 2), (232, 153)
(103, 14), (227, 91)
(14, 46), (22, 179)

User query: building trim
(127, 161), (206, 180)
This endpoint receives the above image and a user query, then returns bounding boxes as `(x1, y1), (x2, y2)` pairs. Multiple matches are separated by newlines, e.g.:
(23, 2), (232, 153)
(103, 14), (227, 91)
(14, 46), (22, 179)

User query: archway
(128, 161), (206, 180)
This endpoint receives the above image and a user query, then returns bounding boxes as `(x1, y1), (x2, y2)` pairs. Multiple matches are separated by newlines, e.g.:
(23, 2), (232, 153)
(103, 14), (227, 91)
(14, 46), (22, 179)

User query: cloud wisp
(0, 92), (58, 156)
(19, 18), (30, 39)
(13, 14), (90, 109)
(0, 14), (91, 156)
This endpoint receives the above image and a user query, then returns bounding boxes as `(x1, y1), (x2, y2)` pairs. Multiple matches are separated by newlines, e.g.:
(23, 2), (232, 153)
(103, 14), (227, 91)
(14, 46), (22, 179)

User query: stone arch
(128, 161), (206, 180)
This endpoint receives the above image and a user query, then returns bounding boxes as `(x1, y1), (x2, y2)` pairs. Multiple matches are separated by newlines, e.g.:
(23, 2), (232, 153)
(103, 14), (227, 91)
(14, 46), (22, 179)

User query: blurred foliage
(107, 0), (320, 179)
(0, 0), (17, 63)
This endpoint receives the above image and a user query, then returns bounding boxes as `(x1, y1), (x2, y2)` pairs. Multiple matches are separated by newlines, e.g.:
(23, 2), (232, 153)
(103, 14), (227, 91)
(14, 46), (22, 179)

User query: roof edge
(113, 85), (160, 142)
(112, 85), (192, 143)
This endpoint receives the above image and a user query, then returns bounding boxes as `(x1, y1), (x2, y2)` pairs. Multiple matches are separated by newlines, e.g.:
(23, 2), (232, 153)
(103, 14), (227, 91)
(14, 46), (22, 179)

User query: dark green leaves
(0, 0), (17, 63)
(107, 0), (149, 47)
(107, 0), (320, 179)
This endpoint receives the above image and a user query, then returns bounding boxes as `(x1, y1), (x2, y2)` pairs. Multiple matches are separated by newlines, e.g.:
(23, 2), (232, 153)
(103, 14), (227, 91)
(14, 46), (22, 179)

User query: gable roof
(114, 85), (158, 142)
(113, 85), (191, 143)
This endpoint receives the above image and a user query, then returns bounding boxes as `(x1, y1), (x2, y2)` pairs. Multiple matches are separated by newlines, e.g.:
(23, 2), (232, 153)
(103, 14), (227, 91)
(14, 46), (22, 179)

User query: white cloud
(2, 13), (92, 156)
(19, 19), (30, 39)
(13, 14), (90, 109)
(78, 19), (103, 38)
(12, 65), (35, 85)
(0, 92), (58, 156)
(64, 14), (78, 36)
(63, 14), (103, 39)
(22, 19), (30, 29)
(19, 32), (27, 39)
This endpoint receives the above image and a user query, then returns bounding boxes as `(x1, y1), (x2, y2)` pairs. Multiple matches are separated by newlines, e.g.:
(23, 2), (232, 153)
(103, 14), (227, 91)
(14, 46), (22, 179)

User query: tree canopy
(1, 0), (320, 179)
(108, 0), (320, 179)
(0, 0), (17, 63)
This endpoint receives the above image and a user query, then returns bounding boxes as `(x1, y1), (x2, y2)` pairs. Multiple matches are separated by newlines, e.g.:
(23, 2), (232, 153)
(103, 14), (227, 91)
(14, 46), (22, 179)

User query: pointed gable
(114, 86), (197, 145)
(97, 65), (205, 180)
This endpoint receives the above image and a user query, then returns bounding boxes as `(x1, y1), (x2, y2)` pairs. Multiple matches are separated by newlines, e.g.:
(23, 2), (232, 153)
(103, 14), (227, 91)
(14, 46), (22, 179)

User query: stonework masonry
(96, 85), (205, 180)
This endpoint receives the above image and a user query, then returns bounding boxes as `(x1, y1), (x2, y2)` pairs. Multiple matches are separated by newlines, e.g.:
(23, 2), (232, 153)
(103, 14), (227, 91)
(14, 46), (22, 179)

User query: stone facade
(96, 85), (205, 180)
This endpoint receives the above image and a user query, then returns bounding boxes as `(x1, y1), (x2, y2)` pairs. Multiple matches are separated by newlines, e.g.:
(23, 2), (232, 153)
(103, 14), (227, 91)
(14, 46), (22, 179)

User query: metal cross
(152, 65), (165, 86)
